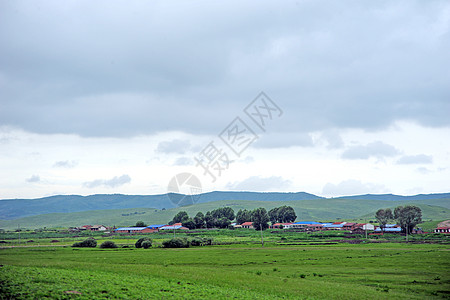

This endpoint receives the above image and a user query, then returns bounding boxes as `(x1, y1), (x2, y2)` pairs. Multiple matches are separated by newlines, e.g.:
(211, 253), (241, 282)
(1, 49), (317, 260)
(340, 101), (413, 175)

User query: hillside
(2, 191), (449, 220)
(1, 198), (448, 230)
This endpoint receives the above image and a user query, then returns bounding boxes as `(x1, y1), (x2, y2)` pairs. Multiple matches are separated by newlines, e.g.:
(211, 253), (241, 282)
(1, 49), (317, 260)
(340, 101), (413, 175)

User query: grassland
(1, 198), (449, 230)
(1, 230), (449, 299)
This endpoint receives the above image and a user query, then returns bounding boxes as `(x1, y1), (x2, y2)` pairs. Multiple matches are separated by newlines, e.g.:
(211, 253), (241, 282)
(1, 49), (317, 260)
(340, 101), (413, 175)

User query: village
(72, 221), (449, 235)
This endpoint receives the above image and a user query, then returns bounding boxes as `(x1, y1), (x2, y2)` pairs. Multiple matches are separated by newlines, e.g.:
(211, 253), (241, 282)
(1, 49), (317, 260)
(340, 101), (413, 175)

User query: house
(291, 221), (322, 229)
(159, 224), (189, 230)
(241, 222), (254, 229)
(353, 223), (374, 231)
(81, 225), (92, 230)
(374, 227), (401, 233)
(90, 225), (107, 231)
(343, 223), (356, 230)
(306, 224), (324, 231)
(375, 224), (401, 233)
(435, 227), (450, 233)
(146, 224), (166, 230)
(115, 227), (157, 233)
(323, 223), (345, 230)
(270, 223), (293, 229)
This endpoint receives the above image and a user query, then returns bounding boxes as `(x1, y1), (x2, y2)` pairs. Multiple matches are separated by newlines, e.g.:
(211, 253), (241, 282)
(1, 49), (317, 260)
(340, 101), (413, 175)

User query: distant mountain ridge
(1, 191), (449, 220)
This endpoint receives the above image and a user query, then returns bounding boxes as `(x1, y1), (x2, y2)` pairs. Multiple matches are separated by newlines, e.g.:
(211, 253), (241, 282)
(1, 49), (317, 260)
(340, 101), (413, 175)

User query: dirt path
(437, 220), (450, 227)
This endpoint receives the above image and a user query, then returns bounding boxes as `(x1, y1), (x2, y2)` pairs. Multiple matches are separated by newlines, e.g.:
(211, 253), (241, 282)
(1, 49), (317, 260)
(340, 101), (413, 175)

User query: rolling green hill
(1, 198), (448, 230)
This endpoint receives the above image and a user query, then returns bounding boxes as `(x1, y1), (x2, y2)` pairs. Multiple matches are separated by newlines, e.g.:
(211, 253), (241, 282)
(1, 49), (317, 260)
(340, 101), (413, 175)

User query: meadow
(1, 230), (449, 299)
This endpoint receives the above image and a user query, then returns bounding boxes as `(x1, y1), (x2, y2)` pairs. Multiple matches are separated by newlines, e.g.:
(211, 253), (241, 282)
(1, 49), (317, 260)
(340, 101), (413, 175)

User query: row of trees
(170, 207), (236, 229)
(375, 205), (422, 234)
(169, 205), (296, 233)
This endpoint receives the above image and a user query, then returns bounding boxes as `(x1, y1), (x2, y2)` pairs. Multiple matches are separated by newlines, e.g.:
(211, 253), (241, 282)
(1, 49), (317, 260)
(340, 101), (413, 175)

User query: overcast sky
(1, 0), (449, 199)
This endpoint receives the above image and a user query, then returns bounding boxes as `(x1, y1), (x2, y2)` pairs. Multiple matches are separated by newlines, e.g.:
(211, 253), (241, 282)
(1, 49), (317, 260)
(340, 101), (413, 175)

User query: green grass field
(1, 231), (449, 299)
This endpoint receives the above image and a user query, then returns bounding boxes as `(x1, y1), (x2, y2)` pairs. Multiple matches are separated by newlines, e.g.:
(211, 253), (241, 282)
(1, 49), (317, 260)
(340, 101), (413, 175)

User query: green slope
(1, 198), (449, 230)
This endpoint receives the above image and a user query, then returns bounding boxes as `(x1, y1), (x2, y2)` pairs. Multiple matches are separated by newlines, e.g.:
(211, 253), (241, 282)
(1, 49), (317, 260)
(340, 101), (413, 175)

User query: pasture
(1, 237), (449, 299)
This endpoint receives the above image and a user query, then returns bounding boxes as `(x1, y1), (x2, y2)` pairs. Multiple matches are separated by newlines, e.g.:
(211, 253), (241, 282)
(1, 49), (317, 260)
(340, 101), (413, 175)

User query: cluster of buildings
(72, 225), (109, 232)
(234, 221), (402, 233)
(114, 223), (189, 234)
(72, 222), (449, 235)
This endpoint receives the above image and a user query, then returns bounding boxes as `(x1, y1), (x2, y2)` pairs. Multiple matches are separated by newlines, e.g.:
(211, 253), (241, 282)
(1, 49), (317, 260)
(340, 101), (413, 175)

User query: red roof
(307, 224), (323, 227)
(241, 222), (253, 226)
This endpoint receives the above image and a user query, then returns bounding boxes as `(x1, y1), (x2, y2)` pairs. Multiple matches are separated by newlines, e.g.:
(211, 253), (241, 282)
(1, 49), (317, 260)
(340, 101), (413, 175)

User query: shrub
(190, 237), (204, 246)
(100, 241), (118, 248)
(72, 238), (97, 248)
(162, 237), (190, 248)
(135, 237), (152, 248)
(141, 240), (152, 249)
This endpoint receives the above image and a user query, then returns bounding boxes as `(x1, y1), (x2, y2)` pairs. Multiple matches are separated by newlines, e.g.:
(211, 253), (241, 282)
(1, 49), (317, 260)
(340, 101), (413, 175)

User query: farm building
(159, 224), (189, 230)
(90, 225), (107, 231)
(115, 227), (157, 233)
(290, 221), (322, 229)
(270, 223), (293, 229)
(306, 224), (324, 231)
(435, 227), (450, 233)
(343, 223), (357, 230)
(146, 224), (166, 230)
(241, 222), (254, 229)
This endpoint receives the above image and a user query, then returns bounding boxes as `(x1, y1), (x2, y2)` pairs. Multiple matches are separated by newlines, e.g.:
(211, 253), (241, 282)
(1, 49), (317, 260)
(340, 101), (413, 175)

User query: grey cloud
(157, 140), (191, 154)
(0, 1), (449, 141)
(322, 179), (388, 197)
(83, 174), (131, 188)
(342, 141), (399, 160)
(320, 130), (344, 149)
(254, 132), (314, 148)
(26, 175), (40, 183)
(226, 176), (292, 192)
(173, 157), (193, 166)
(53, 160), (78, 168)
(397, 154), (432, 164)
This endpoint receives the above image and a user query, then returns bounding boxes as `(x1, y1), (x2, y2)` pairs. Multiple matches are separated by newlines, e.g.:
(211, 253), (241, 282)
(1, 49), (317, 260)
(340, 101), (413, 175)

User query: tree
(215, 217), (231, 229)
(236, 209), (252, 224)
(268, 207), (279, 223)
(171, 211), (189, 224)
(193, 212), (205, 229)
(375, 208), (393, 232)
(182, 218), (196, 230)
(211, 207), (235, 221)
(252, 207), (269, 247)
(394, 205), (422, 236)
(135, 221), (147, 227)
(278, 206), (297, 223)
(205, 211), (215, 228)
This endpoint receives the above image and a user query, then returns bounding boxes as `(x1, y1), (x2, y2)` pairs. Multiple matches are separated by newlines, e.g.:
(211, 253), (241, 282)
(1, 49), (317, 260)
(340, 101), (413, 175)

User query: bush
(72, 238), (97, 248)
(141, 240), (152, 249)
(100, 241), (118, 248)
(162, 237), (190, 248)
(135, 237), (152, 248)
(190, 237), (204, 246)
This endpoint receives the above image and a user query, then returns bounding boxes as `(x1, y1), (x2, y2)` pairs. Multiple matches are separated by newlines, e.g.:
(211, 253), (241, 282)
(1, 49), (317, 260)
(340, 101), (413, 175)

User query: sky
(1, 0), (449, 199)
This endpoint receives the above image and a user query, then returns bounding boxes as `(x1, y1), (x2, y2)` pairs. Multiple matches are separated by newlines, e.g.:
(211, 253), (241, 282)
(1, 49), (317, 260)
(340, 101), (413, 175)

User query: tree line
(168, 205), (297, 230)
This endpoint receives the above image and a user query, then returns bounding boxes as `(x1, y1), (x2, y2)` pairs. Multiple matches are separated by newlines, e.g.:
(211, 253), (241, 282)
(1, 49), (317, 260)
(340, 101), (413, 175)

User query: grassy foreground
(1, 242), (449, 299)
